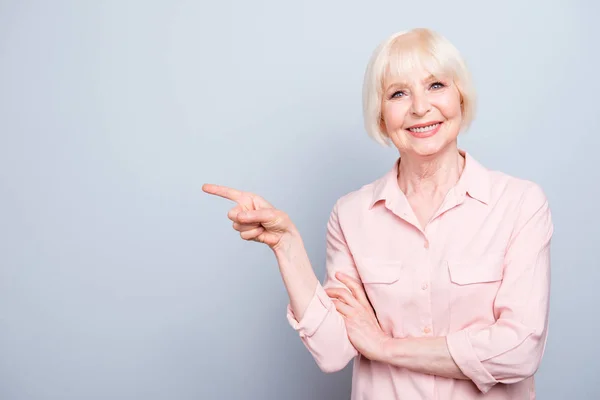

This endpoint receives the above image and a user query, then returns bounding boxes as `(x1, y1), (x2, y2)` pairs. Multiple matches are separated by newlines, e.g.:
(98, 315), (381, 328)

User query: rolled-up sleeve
(447, 183), (553, 393)
(286, 200), (359, 373)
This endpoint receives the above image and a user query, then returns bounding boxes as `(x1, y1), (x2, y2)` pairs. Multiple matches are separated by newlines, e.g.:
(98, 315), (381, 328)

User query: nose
(410, 91), (431, 117)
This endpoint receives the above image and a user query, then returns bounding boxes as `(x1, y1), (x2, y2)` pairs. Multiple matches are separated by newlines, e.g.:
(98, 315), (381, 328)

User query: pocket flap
(448, 256), (504, 285)
(355, 258), (404, 284)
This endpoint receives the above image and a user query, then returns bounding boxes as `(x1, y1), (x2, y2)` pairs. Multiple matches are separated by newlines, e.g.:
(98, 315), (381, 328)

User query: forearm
(273, 229), (319, 321)
(279, 226), (359, 372)
(379, 336), (468, 381)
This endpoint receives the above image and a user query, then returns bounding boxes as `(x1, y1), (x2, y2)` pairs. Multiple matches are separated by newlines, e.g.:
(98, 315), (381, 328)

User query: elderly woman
(203, 28), (553, 399)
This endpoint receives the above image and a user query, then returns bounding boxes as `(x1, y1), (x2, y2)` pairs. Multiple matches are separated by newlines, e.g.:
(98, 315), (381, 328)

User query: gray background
(0, 1), (598, 399)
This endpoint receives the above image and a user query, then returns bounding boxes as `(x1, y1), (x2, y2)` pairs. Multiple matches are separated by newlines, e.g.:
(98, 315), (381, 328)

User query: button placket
(419, 236), (433, 338)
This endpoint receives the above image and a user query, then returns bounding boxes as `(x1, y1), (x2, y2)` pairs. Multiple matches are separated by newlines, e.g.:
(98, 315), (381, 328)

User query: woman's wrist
(272, 227), (303, 258)
(377, 336), (401, 364)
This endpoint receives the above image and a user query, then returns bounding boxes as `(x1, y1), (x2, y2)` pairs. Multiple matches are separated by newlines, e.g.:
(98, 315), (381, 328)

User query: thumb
(237, 208), (283, 228)
(251, 195), (275, 210)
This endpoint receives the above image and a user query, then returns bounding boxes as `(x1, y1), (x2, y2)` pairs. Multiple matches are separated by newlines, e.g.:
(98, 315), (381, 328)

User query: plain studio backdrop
(0, 1), (598, 399)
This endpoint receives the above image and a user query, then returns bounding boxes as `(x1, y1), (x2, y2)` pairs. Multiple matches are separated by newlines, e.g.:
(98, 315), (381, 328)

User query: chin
(408, 138), (452, 158)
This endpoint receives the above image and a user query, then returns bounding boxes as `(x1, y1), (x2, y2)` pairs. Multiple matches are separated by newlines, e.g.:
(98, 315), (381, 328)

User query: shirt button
(421, 283), (428, 290)
(423, 239), (429, 249)
(423, 327), (431, 334)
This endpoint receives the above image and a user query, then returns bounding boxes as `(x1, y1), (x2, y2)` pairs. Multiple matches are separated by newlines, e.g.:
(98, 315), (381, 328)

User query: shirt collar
(369, 149), (491, 209)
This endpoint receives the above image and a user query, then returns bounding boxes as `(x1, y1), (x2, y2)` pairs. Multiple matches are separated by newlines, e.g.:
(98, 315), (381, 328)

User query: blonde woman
(203, 28), (553, 399)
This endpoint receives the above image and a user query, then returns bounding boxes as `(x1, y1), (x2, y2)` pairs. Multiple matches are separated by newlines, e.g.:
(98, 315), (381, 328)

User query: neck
(397, 143), (465, 197)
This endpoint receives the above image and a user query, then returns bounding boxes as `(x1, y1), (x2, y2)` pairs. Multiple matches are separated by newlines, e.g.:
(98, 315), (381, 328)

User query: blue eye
(430, 82), (445, 90)
(391, 91), (406, 99)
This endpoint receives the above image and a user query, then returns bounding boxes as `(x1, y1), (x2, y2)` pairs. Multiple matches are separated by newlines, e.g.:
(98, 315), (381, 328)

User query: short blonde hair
(362, 28), (476, 146)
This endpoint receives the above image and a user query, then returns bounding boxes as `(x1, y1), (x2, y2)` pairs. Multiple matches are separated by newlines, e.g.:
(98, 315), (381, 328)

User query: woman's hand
(325, 272), (391, 362)
(202, 184), (297, 251)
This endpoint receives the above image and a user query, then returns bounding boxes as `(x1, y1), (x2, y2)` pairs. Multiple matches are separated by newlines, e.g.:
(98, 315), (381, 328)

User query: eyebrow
(384, 74), (444, 91)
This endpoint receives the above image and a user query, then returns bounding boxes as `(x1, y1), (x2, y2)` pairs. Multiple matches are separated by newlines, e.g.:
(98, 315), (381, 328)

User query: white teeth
(408, 123), (440, 133)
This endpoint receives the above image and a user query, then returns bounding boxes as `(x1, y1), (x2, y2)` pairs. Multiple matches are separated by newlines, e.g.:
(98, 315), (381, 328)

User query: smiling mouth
(407, 122), (442, 133)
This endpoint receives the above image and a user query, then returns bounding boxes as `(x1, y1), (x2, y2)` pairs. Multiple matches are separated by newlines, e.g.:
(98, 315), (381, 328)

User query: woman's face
(381, 68), (463, 158)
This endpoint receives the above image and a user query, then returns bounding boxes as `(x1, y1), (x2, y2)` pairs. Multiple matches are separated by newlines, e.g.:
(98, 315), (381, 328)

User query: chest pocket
(358, 260), (404, 284)
(447, 254), (505, 284)
(355, 257), (415, 326)
(446, 254), (505, 314)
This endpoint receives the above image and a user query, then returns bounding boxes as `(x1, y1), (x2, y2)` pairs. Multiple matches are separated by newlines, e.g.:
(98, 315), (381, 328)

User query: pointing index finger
(202, 184), (243, 203)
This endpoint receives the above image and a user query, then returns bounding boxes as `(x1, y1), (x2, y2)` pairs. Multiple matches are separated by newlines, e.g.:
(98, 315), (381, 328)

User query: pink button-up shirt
(287, 150), (553, 399)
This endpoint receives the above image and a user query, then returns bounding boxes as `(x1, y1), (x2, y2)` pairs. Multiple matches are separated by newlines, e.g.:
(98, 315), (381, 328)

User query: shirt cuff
(446, 329), (498, 393)
(286, 283), (333, 338)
